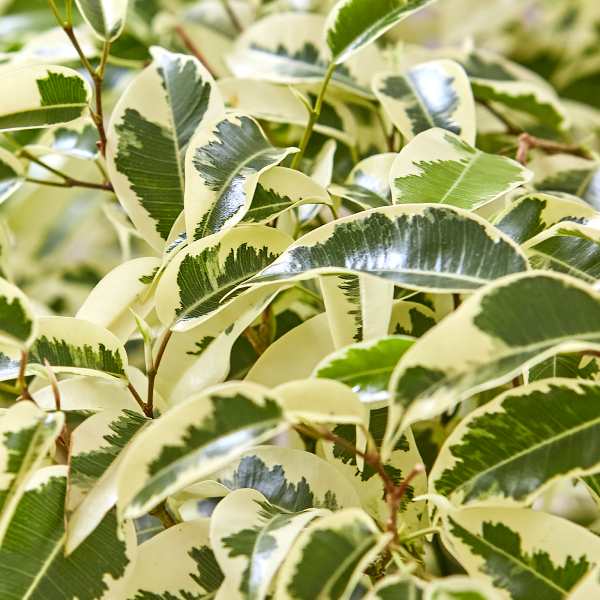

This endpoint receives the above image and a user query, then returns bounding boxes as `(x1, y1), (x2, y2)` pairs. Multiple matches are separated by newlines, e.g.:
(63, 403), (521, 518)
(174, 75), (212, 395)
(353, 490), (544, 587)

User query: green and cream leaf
(0, 147), (25, 204)
(0, 277), (37, 349)
(74, 0), (128, 41)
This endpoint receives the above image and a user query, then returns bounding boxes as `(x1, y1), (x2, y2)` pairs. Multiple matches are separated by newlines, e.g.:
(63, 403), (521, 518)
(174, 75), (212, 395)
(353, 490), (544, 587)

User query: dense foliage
(1, 0), (600, 598)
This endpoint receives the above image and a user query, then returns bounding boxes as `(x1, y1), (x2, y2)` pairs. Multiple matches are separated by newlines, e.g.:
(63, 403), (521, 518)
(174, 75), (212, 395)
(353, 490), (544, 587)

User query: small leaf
(0, 66), (92, 131)
(75, 0), (129, 41)
(390, 128), (533, 210)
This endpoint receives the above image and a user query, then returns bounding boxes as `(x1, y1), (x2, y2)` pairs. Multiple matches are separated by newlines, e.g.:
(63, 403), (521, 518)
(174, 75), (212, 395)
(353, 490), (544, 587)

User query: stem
(0, 382), (19, 395)
(16, 351), (33, 402)
(46, 0), (64, 26)
(64, 0), (72, 26)
(329, 203), (340, 221)
(515, 132), (591, 166)
(512, 376), (521, 388)
(127, 382), (147, 413)
(242, 305), (273, 356)
(44, 359), (61, 411)
(149, 500), (177, 528)
(146, 330), (173, 418)
(387, 464), (424, 545)
(290, 63), (336, 170)
(221, 0), (243, 33)
(452, 293), (462, 310)
(399, 526), (441, 545)
(26, 177), (114, 191)
(173, 26), (216, 78)
(477, 99), (521, 136)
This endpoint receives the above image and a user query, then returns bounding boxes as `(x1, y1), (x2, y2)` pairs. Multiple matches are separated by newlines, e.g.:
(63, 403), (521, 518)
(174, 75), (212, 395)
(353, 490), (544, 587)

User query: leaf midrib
(21, 532), (67, 600)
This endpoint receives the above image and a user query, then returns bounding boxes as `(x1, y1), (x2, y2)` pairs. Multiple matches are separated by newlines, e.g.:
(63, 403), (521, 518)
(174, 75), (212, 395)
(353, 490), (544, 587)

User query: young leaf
(389, 128), (533, 210)
(313, 335), (416, 403)
(0, 466), (136, 600)
(430, 379), (600, 508)
(0, 401), (64, 546)
(0, 65), (92, 131)
(107, 47), (225, 251)
(373, 60), (476, 145)
(0, 147), (25, 204)
(240, 167), (333, 226)
(211, 488), (329, 600)
(0, 277), (37, 349)
(66, 408), (149, 554)
(75, 0), (129, 42)
(249, 204), (528, 293)
(440, 505), (600, 600)
(114, 519), (225, 600)
(76, 256), (162, 343)
(384, 272), (600, 458)
(184, 112), (298, 242)
(274, 508), (389, 600)
(492, 193), (599, 245)
(155, 225), (293, 332)
(325, 0), (438, 65)
(117, 382), (288, 518)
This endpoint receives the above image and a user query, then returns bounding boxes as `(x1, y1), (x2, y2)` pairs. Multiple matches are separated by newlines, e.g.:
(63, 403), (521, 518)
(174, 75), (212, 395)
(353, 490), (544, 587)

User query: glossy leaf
(107, 47), (224, 251)
(390, 128), (532, 210)
(31, 118), (100, 159)
(75, 0), (128, 41)
(0, 277), (37, 349)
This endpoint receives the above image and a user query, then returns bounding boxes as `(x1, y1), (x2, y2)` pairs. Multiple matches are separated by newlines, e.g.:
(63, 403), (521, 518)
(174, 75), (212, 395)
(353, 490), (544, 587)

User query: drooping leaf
(373, 60), (476, 144)
(75, 0), (129, 41)
(185, 113), (297, 242)
(249, 204), (528, 293)
(30, 118), (100, 159)
(156, 225), (293, 332)
(274, 508), (388, 600)
(492, 193), (599, 245)
(0, 277), (37, 349)
(0, 401), (64, 546)
(66, 408), (149, 554)
(0, 466), (136, 600)
(117, 382), (288, 518)
(440, 504), (600, 600)
(389, 128), (532, 210)
(313, 335), (416, 403)
(0, 65), (92, 131)
(0, 147), (25, 204)
(383, 272), (600, 458)
(325, 0), (439, 65)
(430, 379), (600, 508)
(107, 47), (224, 251)
(117, 518), (225, 600)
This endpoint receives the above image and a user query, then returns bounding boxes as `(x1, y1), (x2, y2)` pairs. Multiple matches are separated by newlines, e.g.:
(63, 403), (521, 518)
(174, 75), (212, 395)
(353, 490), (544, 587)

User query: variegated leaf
(0, 277), (37, 349)
(0, 466), (136, 600)
(274, 509), (388, 600)
(440, 504), (600, 600)
(31, 118), (100, 159)
(66, 408), (149, 554)
(0, 401), (64, 546)
(118, 519), (224, 600)
(250, 204), (528, 293)
(0, 65), (92, 131)
(325, 0), (439, 65)
(117, 382), (288, 518)
(75, 0), (128, 41)
(0, 147), (25, 204)
(185, 113), (297, 242)
(492, 193), (600, 245)
(107, 47), (224, 251)
(527, 353), (600, 383)
(383, 272), (600, 459)
(373, 60), (476, 144)
(430, 379), (600, 508)
(364, 575), (425, 599)
(156, 225), (293, 332)
(313, 335), (416, 404)
(426, 577), (504, 600)
(388, 297), (449, 337)
(390, 128), (532, 210)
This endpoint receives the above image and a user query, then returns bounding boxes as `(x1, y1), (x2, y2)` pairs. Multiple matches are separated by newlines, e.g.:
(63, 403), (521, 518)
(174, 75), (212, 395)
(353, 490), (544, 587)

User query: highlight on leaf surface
(75, 0), (129, 42)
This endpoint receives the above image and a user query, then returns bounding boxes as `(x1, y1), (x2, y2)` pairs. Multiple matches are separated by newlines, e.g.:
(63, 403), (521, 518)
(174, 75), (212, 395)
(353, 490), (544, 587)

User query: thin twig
(515, 132), (591, 166)
(44, 359), (61, 411)
(477, 99), (521, 136)
(149, 500), (177, 528)
(512, 376), (521, 388)
(452, 293), (462, 310)
(173, 26), (216, 78)
(146, 330), (173, 418)
(387, 464), (424, 545)
(26, 177), (114, 191)
(221, 0), (243, 34)
(16, 351), (33, 402)
(127, 382), (147, 413)
(242, 305), (273, 356)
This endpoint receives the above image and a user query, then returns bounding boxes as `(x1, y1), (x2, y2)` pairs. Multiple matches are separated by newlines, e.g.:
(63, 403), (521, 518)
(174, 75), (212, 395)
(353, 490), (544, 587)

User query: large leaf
(0, 147), (25, 204)
(389, 128), (532, 210)
(184, 112), (297, 242)
(249, 204), (528, 293)
(430, 379), (600, 508)
(0, 401), (64, 546)
(0, 277), (37, 349)
(66, 408), (149, 554)
(274, 508), (388, 600)
(528, 353), (600, 384)
(117, 382), (288, 518)
(440, 504), (600, 600)
(373, 60), (476, 145)
(211, 488), (328, 600)
(75, 0), (128, 41)
(118, 519), (225, 600)
(240, 167), (332, 226)
(107, 47), (224, 251)
(313, 335), (416, 404)
(0, 65), (92, 131)
(383, 272), (600, 458)
(325, 0), (438, 65)
(156, 225), (293, 332)
(0, 466), (136, 600)
(226, 12), (388, 98)
(76, 256), (161, 343)
(492, 193), (599, 245)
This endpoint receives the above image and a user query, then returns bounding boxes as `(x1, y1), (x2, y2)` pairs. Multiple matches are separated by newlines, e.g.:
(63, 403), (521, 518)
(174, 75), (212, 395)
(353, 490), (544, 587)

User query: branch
(146, 330), (173, 418)
(149, 500), (177, 528)
(477, 99), (521, 136)
(127, 382), (147, 413)
(173, 26), (216, 78)
(515, 132), (592, 166)
(221, 0), (243, 34)
(16, 351), (33, 402)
